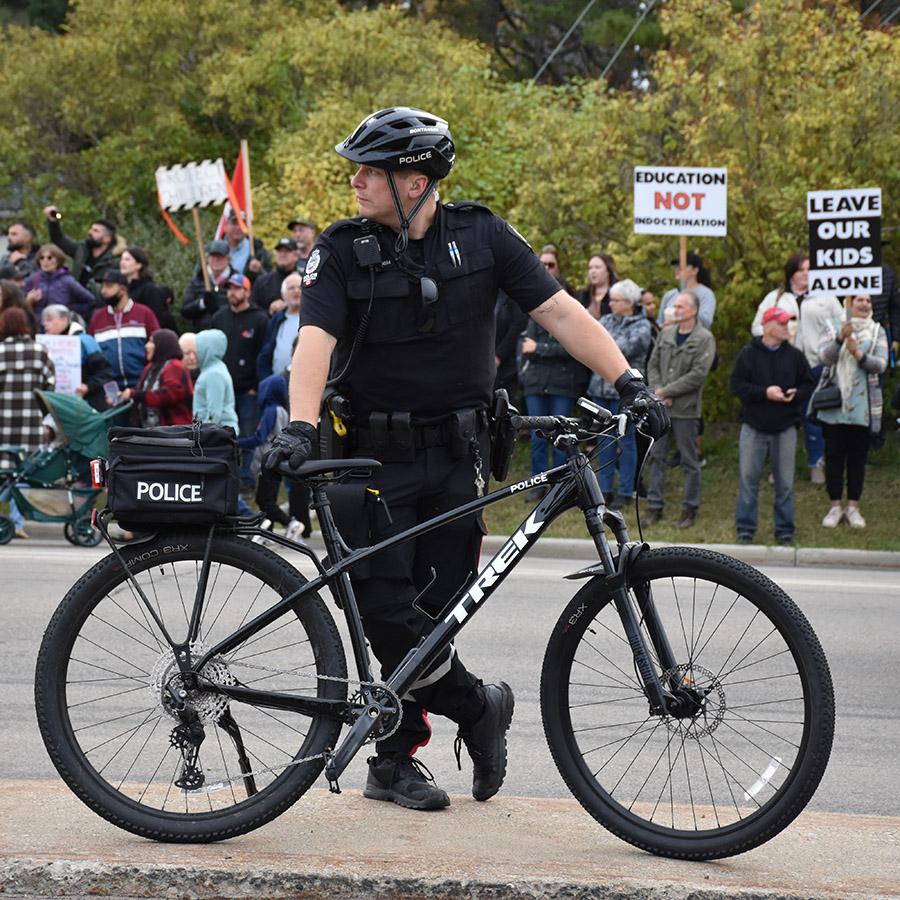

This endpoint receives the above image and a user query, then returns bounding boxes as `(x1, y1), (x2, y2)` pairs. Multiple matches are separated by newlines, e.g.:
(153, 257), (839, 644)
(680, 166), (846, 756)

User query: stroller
(0, 390), (128, 546)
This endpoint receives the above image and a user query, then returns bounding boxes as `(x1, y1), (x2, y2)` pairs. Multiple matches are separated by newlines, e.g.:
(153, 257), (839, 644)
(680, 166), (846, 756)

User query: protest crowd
(1, 202), (897, 546)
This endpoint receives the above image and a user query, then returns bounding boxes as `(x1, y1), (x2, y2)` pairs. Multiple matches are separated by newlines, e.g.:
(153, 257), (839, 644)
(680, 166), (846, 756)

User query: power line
(600, 0), (659, 82)
(860, 0), (884, 17)
(533, 0), (600, 83)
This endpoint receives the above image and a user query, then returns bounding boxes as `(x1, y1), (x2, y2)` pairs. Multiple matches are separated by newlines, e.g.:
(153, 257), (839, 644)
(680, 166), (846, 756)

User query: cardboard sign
(37, 334), (81, 395)
(634, 166), (727, 236)
(155, 159), (228, 211)
(807, 188), (882, 297)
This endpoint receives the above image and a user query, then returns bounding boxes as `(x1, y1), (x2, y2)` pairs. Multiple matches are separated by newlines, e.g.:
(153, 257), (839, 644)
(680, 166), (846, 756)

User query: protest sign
(155, 159), (228, 212)
(807, 188), (881, 297)
(155, 158), (230, 291)
(37, 334), (81, 395)
(634, 166), (728, 236)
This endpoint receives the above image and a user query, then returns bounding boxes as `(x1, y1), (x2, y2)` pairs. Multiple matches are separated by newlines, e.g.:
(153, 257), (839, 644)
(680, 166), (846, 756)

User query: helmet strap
(386, 170), (436, 255)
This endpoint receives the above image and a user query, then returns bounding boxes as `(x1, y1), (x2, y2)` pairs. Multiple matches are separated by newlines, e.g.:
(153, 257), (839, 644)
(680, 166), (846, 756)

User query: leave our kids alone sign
(807, 188), (882, 297)
(633, 166), (728, 236)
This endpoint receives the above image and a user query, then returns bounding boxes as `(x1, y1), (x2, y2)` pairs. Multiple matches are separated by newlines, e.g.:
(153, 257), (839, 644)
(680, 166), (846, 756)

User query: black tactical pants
(335, 433), (490, 756)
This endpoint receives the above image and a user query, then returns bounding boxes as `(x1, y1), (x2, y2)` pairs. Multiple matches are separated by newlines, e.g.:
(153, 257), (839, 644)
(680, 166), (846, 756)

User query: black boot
(362, 755), (450, 811)
(454, 682), (515, 801)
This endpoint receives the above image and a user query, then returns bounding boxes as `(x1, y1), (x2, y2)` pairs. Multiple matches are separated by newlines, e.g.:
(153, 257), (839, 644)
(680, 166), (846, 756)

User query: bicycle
(34, 398), (834, 859)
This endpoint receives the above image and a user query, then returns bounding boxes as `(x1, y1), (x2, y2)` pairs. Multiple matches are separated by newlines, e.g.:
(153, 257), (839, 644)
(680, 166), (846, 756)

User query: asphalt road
(2, 537), (898, 818)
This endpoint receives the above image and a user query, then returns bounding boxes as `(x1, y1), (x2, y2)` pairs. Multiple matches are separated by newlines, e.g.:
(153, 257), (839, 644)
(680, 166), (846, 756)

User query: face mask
(85, 236), (100, 249)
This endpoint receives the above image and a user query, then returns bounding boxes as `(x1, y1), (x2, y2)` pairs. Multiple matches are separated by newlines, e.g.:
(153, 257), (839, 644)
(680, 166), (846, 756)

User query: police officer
(267, 107), (669, 811)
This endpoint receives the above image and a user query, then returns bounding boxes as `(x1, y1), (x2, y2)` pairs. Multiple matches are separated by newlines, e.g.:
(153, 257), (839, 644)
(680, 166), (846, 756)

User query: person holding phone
(730, 307), (815, 545)
(815, 294), (888, 529)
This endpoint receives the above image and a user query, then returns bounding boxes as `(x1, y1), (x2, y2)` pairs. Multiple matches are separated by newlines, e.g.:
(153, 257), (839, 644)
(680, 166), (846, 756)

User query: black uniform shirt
(299, 203), (560, 418)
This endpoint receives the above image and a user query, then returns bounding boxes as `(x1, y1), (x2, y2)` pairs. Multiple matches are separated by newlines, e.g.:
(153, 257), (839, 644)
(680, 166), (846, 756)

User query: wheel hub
(150, 642), (236, 724)
(661, 662), (726, 738)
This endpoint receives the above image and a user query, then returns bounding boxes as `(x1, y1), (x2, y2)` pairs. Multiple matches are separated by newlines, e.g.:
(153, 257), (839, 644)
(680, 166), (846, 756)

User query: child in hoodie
(192, 329), (239, 431)
(193, 329), (255, 517)
(239, 373), (311, 539)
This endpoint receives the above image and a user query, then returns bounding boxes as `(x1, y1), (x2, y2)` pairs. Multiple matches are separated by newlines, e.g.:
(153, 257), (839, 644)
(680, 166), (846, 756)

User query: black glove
(618, 379), (671, 439)
(264, 421), (319, 471)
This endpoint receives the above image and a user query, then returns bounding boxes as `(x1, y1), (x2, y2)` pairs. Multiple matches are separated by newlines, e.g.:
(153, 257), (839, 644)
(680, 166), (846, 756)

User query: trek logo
(399, 151), (433, 165)
(445, 511), (544, 625)
(509, 473), (548, 494)
(137, 481), (203, 503)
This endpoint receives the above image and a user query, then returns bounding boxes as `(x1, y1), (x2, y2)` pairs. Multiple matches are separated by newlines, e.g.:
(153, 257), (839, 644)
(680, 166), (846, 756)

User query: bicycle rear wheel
(35, 531), (347, 842)
(541, 547), (833, 859)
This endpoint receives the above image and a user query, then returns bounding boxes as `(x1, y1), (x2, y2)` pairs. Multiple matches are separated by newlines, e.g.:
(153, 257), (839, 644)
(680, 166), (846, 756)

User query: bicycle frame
(100, 432), (681, 788)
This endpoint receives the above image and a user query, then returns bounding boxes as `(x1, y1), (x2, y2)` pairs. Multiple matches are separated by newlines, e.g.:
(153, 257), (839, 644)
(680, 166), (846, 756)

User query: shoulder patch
(444, 200), (493, 215)
(505, 221), (533, 250)
(302, 246), (330, 286)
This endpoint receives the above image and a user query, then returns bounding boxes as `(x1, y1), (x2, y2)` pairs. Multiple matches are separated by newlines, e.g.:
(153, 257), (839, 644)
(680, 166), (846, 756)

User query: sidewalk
(1, 781), (898, 899)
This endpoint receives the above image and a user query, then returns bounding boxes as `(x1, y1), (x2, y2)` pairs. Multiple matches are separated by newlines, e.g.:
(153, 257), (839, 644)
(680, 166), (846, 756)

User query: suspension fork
(572, 454), (672, 715)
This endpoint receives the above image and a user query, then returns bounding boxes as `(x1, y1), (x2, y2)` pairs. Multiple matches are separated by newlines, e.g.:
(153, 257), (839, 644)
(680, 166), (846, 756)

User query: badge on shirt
(303, 247), (323, 286)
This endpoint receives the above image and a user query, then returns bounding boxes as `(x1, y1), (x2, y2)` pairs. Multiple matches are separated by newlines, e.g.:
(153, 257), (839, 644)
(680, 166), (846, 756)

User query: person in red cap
(730, 306), (815, 545)
(211, 272), (269, 494)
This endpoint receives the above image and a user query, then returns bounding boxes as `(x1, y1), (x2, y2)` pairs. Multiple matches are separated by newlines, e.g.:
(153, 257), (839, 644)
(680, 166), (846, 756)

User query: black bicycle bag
(105, 422), (239, 529)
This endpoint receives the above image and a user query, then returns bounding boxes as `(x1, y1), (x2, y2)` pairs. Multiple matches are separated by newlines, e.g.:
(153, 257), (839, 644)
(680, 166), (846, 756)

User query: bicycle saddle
(276, 458), (382, 480)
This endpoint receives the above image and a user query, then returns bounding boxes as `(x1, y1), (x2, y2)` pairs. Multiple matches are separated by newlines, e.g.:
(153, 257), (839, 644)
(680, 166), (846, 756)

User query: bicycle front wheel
(541, 547), (834, 859)
(35, 531), (347, 842)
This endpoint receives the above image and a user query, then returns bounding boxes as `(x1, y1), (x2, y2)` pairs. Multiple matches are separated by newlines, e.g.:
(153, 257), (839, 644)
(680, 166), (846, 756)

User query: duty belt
(354, 409), (489, 456)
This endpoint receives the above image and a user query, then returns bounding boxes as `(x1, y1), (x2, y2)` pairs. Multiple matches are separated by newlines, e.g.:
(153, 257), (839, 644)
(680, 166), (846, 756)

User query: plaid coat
(0, 337), (56, 459)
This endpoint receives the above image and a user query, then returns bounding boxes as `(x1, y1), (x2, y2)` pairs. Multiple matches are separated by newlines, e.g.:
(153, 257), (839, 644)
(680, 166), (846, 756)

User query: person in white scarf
(816, 295), (888, 529)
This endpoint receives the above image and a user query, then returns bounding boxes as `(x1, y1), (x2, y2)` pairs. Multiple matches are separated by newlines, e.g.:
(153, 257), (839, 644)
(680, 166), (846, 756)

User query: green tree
(1, 0), (896, 419)
(507, 0), (900, 417)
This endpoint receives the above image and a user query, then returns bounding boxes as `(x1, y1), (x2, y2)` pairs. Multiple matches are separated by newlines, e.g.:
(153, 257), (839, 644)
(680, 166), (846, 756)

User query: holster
(319, 391), (352, 460)
(489, 389), (517, 482)
(448, 409), (477, 459)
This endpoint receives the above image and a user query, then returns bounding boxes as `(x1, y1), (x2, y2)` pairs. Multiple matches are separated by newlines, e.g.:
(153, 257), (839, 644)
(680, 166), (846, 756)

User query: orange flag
(215, 150), (249, 239)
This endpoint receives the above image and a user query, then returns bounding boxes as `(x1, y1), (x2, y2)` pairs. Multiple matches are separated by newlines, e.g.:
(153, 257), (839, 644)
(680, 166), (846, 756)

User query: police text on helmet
(398, 151), (433, 165)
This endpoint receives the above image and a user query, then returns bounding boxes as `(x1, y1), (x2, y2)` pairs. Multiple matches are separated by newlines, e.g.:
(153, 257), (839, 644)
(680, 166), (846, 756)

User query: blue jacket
(239, 373), (289, 449)
(87, 300), (160, 390)
(193, 329), (238, 430)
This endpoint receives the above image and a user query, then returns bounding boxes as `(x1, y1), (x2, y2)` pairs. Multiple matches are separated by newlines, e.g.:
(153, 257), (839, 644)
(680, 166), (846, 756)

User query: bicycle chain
(180, 658), (402, 792)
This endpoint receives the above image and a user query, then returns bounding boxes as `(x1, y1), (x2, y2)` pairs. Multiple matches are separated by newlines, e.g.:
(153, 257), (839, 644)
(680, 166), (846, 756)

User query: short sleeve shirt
(299, 204), (560, 417)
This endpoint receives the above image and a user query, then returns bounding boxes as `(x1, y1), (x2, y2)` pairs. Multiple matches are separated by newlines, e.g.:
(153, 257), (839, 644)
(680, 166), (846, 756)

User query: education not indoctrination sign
(633, 166), (727, 236)
(807, 188), (882, 297)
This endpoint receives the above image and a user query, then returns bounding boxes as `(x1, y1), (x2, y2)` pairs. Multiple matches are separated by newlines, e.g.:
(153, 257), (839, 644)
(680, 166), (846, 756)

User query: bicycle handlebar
(509, 398), (648, 436)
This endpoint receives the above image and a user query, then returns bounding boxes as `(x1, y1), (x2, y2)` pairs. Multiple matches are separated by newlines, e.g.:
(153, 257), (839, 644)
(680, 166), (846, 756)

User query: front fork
(573, 450), (677, 715)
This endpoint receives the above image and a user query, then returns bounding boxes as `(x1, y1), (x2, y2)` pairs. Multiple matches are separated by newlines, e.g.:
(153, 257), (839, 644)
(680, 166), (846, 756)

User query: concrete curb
(13, 521), (900, 569)
(481, 534), (900, 569)
(1, 859), (888, 900)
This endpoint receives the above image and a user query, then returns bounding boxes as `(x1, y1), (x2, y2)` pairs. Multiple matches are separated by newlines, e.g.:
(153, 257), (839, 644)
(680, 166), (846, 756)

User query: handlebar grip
(510, 414), (576, 432)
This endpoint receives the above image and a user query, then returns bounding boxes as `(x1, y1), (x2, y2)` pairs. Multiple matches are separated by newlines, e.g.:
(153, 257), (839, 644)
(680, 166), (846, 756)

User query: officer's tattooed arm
(288, 325), (337, 426)
(530, 289), (629, 384)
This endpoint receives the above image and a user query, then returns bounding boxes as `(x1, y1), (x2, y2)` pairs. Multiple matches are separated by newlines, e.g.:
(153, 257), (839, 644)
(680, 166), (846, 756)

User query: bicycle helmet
(336, 107), (456, 180)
